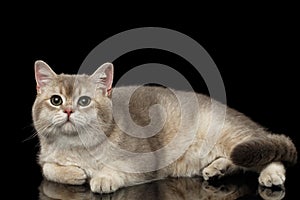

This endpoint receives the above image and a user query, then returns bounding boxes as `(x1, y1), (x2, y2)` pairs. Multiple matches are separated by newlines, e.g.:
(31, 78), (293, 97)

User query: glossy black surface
(6, 11), (299, 200)
(38, 173), (289, 200)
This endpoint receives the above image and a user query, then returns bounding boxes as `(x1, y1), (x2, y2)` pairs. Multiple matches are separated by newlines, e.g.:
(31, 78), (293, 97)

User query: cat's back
(112, 86), (210, 108)
(111, 86), (211, 128)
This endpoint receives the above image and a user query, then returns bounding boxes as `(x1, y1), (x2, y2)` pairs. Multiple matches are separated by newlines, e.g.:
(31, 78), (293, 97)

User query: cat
(32, 60), (297, 194)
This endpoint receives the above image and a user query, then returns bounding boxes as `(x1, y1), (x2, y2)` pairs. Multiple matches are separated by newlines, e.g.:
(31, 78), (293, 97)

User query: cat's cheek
(38, 112), (56, 129)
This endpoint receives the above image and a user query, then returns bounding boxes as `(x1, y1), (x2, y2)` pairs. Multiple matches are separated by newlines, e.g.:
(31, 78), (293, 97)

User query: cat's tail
(230, 134), (297, 167)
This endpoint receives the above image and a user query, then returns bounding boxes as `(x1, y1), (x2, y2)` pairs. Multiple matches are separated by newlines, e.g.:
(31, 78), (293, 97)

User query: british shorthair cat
(32, 60), (297, 194)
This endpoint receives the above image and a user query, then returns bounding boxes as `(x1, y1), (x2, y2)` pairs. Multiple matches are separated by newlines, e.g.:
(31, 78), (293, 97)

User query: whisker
(23, 120), (56, 142)
(22, 123), (46, 143)
(22, 131), (39, 142)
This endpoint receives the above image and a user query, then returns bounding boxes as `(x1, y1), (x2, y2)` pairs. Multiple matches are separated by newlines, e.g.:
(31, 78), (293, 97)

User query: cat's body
(32, 61), (297, 193)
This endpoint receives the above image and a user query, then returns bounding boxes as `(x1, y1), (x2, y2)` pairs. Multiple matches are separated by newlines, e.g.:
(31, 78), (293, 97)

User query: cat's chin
(60, 122), (78, 135)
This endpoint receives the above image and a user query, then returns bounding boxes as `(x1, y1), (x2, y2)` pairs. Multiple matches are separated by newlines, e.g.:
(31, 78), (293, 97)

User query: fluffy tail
(230, 134), (297, 167)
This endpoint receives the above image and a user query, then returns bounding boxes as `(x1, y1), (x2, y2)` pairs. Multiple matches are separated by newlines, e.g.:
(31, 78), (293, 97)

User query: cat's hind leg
(202, 157), (237, 180)
(258, 162), (286, 187)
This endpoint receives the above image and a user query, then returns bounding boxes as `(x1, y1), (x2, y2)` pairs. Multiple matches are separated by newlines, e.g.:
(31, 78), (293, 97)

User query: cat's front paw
(90, 175), (124, 194)
(258, 162), (286, 187)
(61, 166), (87, 185)
(43, 163), (87, 185)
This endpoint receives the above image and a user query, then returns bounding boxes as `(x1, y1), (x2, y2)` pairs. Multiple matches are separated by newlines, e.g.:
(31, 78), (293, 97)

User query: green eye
(50, 95), (63, 106)
(78, 96), (91, 106)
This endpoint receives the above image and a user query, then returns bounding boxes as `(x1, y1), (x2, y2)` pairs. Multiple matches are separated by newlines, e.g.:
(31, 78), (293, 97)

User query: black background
(4, 6), (299, 199)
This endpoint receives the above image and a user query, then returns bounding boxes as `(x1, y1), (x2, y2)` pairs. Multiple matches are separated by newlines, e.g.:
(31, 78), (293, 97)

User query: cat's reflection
(39, 175), (285, 200)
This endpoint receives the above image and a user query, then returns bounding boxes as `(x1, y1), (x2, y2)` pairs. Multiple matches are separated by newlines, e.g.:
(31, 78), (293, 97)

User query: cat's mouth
(62, 120), (74, 127)
(52, 115), (82, 134)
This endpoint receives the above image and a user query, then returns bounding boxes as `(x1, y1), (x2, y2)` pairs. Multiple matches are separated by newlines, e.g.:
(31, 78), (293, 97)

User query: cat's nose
(64, 108), (74, 118)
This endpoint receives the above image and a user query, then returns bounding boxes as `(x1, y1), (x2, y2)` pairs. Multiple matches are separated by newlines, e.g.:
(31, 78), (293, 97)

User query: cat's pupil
(78, 96), (91, 107)
(50, 95), (63, 106)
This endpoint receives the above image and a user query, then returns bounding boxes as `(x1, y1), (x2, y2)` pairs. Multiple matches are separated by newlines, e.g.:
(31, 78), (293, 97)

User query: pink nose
(64, 108), (73, 117)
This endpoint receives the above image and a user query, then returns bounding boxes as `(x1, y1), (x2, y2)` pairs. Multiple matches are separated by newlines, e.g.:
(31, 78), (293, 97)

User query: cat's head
(32, 60), (114, 142)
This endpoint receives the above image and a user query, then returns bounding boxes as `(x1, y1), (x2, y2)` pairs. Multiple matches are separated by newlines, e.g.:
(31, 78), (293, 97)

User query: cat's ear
(34, 60), (57, 94)
(89, 63), (114, 96)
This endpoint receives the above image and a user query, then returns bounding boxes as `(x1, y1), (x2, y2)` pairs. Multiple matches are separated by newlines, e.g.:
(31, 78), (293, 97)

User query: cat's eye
(50, 95), (63, 106)
(78, 96), (91, 107)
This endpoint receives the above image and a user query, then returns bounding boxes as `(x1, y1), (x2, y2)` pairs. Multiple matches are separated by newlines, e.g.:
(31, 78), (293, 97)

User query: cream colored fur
(32, 60), (297, 194)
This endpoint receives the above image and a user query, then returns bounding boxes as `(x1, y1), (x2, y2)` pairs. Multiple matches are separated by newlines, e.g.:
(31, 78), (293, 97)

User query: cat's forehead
(50, 74), (95, 98)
